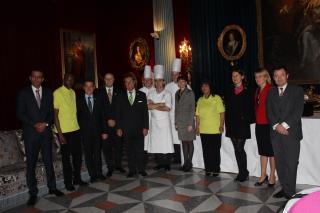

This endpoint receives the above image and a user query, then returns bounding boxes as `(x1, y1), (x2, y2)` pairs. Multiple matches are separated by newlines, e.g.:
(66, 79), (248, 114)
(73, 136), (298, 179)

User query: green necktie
(128, 92), (133, 105)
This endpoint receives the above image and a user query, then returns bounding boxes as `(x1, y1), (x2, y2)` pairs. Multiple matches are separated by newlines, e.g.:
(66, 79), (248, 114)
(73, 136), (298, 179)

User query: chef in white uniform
(148, 65), (174, 171)
(165, 58), (184, 164)
(139, 65), (155, 151)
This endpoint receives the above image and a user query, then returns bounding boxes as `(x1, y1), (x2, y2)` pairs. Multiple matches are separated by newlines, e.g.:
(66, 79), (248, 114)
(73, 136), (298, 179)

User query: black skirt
(255, 124), (274, 157)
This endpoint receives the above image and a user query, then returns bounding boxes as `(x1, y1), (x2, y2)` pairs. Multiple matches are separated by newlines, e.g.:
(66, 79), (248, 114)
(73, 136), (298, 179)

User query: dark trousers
(155, 153), (171, 166)
(125, 136), (145, 173)
(272, 135), (300, 196)
(82, 132), (103, 178)
(102, 128), (123, 171)
(231, 138), (248, 177)
(173, 144), (181, 163)
(24, 131), (56, 196)
(60, 131), (82, 187)
(200, 134), (221, 173)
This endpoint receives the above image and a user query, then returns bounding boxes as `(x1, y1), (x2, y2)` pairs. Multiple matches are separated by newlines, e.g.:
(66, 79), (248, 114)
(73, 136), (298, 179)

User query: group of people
(16, 57), (304, 206)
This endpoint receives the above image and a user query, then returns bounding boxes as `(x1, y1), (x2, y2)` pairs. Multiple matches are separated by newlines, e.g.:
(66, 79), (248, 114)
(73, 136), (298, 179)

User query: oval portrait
(217, 25), (247, 61)
(129, 38), (150, 70)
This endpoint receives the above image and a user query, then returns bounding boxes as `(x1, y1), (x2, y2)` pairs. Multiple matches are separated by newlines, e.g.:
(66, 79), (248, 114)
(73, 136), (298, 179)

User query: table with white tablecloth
(191, 117), (320, 186)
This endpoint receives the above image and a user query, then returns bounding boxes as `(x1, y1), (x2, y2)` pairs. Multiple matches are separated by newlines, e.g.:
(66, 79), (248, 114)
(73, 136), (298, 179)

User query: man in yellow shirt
(54, 73), (87, 191)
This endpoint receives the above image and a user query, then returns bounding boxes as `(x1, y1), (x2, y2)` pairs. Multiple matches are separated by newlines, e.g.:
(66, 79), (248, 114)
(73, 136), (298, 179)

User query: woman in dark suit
(225, 70), (254, 182)
(254, 68), (275, 187)
(175, 75), (196, 172)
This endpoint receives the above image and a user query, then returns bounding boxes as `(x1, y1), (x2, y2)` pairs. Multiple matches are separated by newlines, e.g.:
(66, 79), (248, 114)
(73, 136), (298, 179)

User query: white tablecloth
(191, 118), (320, 186)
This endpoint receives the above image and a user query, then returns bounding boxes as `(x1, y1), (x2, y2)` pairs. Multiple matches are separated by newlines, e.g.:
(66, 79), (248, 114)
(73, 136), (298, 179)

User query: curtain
(188, 0), (259, 98)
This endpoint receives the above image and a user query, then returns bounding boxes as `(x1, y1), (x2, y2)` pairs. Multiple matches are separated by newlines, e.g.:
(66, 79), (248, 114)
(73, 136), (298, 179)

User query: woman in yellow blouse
(196, 80), (225, 176)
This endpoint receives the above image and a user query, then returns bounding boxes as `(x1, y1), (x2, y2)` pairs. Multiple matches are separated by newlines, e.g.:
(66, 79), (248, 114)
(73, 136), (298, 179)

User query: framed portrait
(60, 29), (98, 87)
(217, 24), (247, 62)
(256, 0), (320, 84)
(129, 38), (150, 70)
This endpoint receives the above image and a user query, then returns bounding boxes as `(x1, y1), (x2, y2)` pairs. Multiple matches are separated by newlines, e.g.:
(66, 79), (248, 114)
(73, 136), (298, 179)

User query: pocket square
(138, 100), (143, 103)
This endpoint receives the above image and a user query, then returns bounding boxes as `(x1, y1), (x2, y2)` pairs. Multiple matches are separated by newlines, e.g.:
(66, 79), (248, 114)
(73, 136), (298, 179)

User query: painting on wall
(60, 29), (98, 87)
(257, 0), (320, 83)
(129, 37), (150, 70)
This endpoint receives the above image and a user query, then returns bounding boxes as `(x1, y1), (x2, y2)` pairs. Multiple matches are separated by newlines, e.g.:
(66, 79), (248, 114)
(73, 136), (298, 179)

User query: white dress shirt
(31, 85), (42, 99)
(105, 86), (113, 96)
(127, 89), (136, 103)
(273, 83), (290, 130)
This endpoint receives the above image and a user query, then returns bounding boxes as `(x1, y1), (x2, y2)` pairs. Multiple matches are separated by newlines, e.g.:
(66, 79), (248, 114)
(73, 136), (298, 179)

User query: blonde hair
(254, 68), (272, 85)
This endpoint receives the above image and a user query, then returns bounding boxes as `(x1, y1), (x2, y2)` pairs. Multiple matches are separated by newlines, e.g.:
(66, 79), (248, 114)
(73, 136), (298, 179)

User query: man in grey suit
(266, 65), (304, 199)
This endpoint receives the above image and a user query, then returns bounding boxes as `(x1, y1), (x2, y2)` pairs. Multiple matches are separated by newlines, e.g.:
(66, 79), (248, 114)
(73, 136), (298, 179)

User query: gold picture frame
(217, 24), (247, 63)
(60, 29), (98, 88)
(129, 37), (150, 70)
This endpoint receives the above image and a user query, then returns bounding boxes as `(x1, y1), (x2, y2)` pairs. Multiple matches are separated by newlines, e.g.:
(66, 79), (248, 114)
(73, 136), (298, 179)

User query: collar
(127, 89), (136, 94)
(85, 94), (93, 99)
(31, 85), (42, 92)
(106, 86), (113, 90)
(278, 83), (288, 91)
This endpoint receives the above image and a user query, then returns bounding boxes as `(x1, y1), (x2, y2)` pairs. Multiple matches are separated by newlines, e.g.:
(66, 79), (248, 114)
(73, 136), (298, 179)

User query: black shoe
(74, 180), (88, 186)
(212, 172), (219, 177)
(116, 167), (126, 173)
(49, 189), (64, 196)
(237, 175), (249, 182)
(206, 172), (212, 176)
(254, 175), (268, 186)
(179, 164), (186, 171)
(139, 171), (148, 177)
(97, 175), (106, 181)
(164, 165), (171, 171)
(27, 195), (37, 206)
(153, 165), (162, 170)
(90, 178), (97, 183)
(273, 189), (285, 198)
(66, 185), (76, 191)
(106, 170), (113, 177)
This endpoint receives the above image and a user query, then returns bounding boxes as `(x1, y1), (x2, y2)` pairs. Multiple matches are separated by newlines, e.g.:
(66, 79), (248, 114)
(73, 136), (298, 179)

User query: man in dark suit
(266, 65), (304, 199)
(16, 70), (64, 206)
(100, 73), (126, 177)
(116, 72), (149, 178)
(77, 79), (108, 183)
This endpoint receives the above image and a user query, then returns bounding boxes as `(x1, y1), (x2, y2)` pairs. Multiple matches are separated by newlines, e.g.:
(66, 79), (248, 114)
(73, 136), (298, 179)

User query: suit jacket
(266, 84), (304, 141)
(77, 93), (108, 139)
(174, 88), (195, 127)
(115, 90), (149, 138)
(16, 86), (53, 140)
(99, 86), (120, 121)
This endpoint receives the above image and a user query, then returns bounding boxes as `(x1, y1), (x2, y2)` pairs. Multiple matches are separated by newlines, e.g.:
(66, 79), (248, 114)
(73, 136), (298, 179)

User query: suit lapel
(28, 87), (41, 111)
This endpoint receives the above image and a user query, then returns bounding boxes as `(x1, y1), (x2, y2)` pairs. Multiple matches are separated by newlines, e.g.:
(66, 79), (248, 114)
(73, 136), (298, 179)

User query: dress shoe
(206, 172), (212, 176)
(179, 164), (186, 171)
(236, 174), (249, 182)
(254, 175), (268, 186)
(106, 170), (113, 177)
(49, 189), (64, 196)
(164, 165), (171, 171)
(90, 178), (97, 183)
(273, 189), (285, 198)
(153, 165), (162, 170)
(139, 171), (148, 177)
(97, 175), (106, 181)
(116, 167), (126, 173)
(212, 172), (219, 177)
(27, 195), (37, 206)
(74, 180), (88, 186)
(127, 172), (136, 178)
(65, 185), (76, 191)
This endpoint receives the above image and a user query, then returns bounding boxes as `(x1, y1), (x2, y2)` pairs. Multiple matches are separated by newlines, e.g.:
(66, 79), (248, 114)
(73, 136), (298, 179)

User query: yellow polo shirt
(53, 86), (79, 133)
(196, 95), (225, 134)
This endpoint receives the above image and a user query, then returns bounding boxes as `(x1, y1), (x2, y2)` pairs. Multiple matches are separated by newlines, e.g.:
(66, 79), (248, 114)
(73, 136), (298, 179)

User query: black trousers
(155, 153), (171, 166)
(125, 136), (145, 173)
(272, 134), (300, 196)
(200, 134), (221, 173)
(102, 128), (123, 171)
(24, 131), (56, 196)
(231, 138), (249, 177)
(60, 130), (82, 187)
(82, 132), (103, 179)
(173, 144), (181, 163)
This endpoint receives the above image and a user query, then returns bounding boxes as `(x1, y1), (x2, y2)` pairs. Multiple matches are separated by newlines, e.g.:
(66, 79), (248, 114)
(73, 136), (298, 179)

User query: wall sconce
(150, 31), (160, 39)
(179, 38), (192, 58)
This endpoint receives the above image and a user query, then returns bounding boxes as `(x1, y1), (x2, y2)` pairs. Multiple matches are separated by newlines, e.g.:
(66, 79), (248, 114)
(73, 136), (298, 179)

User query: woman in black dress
(225, 70), (255, 182)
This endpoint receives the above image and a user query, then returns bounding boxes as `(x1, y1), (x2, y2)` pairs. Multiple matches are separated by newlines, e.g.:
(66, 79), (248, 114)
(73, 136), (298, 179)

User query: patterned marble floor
(3, 165), (315, 213)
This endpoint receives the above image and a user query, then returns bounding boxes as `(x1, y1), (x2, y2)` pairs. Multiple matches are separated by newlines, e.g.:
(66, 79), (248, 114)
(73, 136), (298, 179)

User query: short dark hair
(232, 69), (247, 85)
(30, 69), (44, 76)
(83, 79), (95, 85)
(273, 65), (288, 74)
(64, 72), (74, 79)
(177, 74), (188, 82)
(201, 79), (215, 96)
(123, 72), (137, 87)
